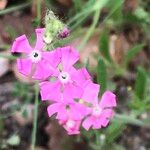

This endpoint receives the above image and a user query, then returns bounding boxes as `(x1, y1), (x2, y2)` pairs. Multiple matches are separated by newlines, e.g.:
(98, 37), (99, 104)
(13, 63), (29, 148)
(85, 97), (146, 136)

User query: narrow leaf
(114, 114), (150, 127)
(99, 31), (112, 62)
(135, 67), (146, 99)
(124, 44), (144, 65)
(106, 121), (126, 143)
(97, 58), (107, 95)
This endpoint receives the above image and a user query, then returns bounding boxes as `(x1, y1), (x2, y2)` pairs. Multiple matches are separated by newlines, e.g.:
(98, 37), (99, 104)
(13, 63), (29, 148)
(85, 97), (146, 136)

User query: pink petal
(63, 120), (81, 135)
(71, 68), (91, 86)
(99, 91), (117, 108)
(92, 118), (102, 129)
(93, 109), (114, 128)
(82, 82), (100, 103)
(100, 117), (110, 127)
(17, 58), (32, 76)
(63, 83), (83, 102)
(97, 115), (110, 128)
(11, 35), (32, 53)
(42, 48), (61, 68)
(40, 81), (61, 101)
(32, 60), (53, 80)
(35, 28), (45, 50)
(60, 46), (79, 71)
(69, 103), (86, 120)
(82, 117), (93, 131)
(47, 103), (61, 117)
(56, 107), (68, 120)
(103, 109), (114, 118)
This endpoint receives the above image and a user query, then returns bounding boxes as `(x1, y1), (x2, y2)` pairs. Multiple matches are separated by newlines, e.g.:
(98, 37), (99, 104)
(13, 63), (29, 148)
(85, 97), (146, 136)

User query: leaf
(105, 0), (124, 22)
(6, 135), (20, 146)
(114, 114), (150, 127)
(97, 58), (107, 95)
(0, 2), (31, 16)
(85, 58), (90, 70)
(124, 44), (144, 65)
(72, 0), (82, 12)
(106, 121), (126, 143)
(99, 31), (112, 63)
(135, 67), (146, 99)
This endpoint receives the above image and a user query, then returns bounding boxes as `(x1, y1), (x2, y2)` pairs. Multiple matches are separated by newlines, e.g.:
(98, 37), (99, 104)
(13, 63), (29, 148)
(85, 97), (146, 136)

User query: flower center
(66, 120), (75, 129)
(59, 72), (70, 83)
(92, 106), (102, 117)
(29, 50), (42, 63)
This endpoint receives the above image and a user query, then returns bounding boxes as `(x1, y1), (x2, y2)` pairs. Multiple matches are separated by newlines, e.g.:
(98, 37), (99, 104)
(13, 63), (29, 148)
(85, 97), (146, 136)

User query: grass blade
(99, 31), (112, 63)
(0, 2), (31, 16)
(97, 58), (107, 95)
(135, 67), (146, 99)
(124, 44), (144, 65)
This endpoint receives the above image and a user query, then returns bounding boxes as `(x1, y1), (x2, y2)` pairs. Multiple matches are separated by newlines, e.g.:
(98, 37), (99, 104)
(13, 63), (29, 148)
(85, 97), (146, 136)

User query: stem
(0, 54), (17, 60)
(78, 8), (100, 51)
(31, 84), (39, 150)
(37, 0), (41, 26)
(95, 131), (99, 146)
(0, 2), (31, 16)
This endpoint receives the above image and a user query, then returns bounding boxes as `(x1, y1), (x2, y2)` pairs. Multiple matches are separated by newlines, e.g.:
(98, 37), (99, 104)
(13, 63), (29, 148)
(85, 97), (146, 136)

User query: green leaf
(22, 109), (28, 118)
(85, 58), (90, 70)
(106, 121), (126, 143)
(99, 31), (112, 63)
(97, 58), (107, 95)
(124, 44), (144, 65)
(114, 114), (150, 127)
(135, 67), (146, 99)
(0, 2), (31, 16)
(72, 0), (82, 12)
(6, 135), (20, 146)
(105, 0), (124, 22)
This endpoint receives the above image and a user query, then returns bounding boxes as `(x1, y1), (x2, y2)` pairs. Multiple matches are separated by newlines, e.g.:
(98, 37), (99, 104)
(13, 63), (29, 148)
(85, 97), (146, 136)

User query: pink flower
(82, 91), (117, 130)
(11, 28), (61, 80)
(47, 101), (85, 135)
(59, 119), (81, 135)
(47, 101), (87, 120)
(40, 46), (92, 102)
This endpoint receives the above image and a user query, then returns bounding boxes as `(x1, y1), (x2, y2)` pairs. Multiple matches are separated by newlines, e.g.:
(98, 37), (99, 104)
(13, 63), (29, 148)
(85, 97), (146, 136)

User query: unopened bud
(58, 27), (70, 39)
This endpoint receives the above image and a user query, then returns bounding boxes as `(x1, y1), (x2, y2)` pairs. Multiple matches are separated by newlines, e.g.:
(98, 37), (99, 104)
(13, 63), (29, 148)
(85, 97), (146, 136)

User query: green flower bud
(43, 10), (65, 45)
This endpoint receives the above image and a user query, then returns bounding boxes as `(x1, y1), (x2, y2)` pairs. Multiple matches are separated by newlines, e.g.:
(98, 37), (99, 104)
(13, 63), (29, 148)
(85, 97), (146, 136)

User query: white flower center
(29, 50), (42, 63)
(66, 120), (75, 129)
(59, 72), (70, 83)
(92, 106), (102, 117)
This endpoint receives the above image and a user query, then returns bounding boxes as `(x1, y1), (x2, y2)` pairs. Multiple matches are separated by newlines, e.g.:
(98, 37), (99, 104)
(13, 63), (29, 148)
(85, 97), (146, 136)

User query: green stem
(37, 0), (41, 24)
(95, 131), (99, 146)
(31, 84), (39, 150)
(78, 8), (100, 51)
(0, 2), (31, 16)
(0, 54), (17, 60)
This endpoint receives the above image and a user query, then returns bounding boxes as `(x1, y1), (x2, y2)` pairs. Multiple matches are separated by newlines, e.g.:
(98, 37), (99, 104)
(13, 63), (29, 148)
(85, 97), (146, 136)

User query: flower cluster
(11, 28), (117, 135)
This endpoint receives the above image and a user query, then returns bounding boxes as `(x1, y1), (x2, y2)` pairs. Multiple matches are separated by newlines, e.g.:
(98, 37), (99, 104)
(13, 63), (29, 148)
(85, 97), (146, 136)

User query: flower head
(40, 46), (92, 102)
(60, 119), (81, 135)
(11, 28), (61, 80)
(82, 91), (117, 130)
(47, 100), (86, 135)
